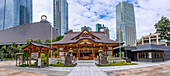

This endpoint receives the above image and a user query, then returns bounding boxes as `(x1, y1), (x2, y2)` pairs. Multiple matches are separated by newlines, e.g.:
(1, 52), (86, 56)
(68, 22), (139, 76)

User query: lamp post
(51, 24), (52, 58)
(117, 23), (122, 58)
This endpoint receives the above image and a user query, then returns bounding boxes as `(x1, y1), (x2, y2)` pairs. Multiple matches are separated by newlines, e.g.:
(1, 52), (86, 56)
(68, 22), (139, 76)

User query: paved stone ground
(67, 60), (108, 76)
(2, 66), (74, 76)
(100, 60), (170, 71)
(106, 63), (170, 76)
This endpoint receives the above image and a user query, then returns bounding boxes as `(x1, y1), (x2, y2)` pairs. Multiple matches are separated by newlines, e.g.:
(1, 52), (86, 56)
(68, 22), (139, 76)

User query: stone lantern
(98, 47), (108, 65)
(98, 47), (103, 56)
(65, 48), (73, 65)
(69, 48), (73, 57)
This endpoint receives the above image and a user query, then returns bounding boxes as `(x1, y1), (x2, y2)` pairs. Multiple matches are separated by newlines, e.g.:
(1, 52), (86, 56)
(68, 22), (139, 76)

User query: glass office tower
(53, 0), (68, 35)
(116, 1), (136, 46)
(96, 23), (106, 32)
(0, 0), (32, 31)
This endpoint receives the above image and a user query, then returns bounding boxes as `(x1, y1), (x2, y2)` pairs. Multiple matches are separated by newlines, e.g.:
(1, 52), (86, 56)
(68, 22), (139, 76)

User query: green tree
(11, 42), (16, 49)
(15, 45), (23, 53)
(7, 46), (14, 58)
(52, 35), (64, 42)
(68, 30), (73, 32)
(44, 39), (51, 44)
(154, 16), (170, 45)
(26, 39), (31, 45)
(64, 30), (73, 34)
(34, 39), (41, 43)
(56, 35), (64, 41)
(53, 49), (58, 57)
(0, 46), (7, 59)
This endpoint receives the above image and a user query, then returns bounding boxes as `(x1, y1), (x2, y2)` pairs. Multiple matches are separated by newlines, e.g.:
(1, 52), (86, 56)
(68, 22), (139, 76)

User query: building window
(139, 53), (149, 58)
(152, 52), (162, 58)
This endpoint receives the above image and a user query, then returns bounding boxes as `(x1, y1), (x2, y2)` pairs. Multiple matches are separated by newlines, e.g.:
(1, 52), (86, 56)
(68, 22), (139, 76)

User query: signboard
(38, 58), (41, 66)
(108, 47), (112, 50)
(31, 53), (38, 59)
(49, 58), (51, 64)
(60, 52), (65, 55)
(107, 51), (112, 55)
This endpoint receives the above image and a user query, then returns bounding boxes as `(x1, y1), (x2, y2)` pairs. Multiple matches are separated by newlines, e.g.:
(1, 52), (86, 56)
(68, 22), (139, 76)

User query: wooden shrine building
(23, 41), (54, 67)
(51, 26), (123, 60)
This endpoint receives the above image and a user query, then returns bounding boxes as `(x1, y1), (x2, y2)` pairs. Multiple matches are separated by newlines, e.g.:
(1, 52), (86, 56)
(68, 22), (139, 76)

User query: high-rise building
(134, 33), (168, 46)
(53, 0), (68, 35)
(81, 26), (92, 32)
(116, 1), (136, 46)
(96, 23), (109, 37)
(0, 0), (32, 31)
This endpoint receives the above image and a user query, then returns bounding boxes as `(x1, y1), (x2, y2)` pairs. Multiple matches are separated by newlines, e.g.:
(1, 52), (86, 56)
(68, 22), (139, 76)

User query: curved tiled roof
(51, 31), (121, 44)
(23, 41), (54, 50)
(0, 21), (58, 45)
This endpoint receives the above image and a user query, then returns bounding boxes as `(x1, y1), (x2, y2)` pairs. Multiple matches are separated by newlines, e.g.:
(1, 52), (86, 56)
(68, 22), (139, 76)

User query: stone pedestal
(65, 56), (72, 65)
(100, 56), (108, 65)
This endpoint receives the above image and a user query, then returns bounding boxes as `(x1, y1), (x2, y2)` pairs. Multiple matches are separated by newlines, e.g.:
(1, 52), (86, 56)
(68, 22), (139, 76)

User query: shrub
(19, 64), (35, 67)
(50, 62), (74, 67)
(98, 61), (137, 67)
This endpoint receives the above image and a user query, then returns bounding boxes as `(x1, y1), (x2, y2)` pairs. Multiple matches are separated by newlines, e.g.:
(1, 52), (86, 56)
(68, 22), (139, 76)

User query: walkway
(67, 60), (108, 76)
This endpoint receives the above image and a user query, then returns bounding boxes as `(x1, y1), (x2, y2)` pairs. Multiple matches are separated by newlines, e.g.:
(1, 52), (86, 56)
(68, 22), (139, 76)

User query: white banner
(38, 58), (41, 66)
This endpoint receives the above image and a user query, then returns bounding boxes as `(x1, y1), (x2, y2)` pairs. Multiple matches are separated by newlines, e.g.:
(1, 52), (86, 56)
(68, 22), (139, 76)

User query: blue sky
(33, 0), (170, 40)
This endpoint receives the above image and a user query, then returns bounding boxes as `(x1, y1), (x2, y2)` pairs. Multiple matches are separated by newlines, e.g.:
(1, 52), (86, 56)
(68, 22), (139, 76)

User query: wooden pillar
(58, 48), (60, 57)
(38, 51), (41, 58)
(112, 47), (114, 56)
(29, 52), (32, 67)
(47, 50), (49, 66)
(137, 53), (139, 59)
(38, 49), (41, 68)
(77, 48), (78, 59)
(16, 55), (17, 66)
(93, 48), (95, 59)
(149, 36), (151, 44)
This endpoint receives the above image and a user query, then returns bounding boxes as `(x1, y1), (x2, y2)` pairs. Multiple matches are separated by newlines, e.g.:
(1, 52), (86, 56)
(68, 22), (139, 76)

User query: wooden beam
(112, 46), (113, 56)
(29, 52), (32, 67)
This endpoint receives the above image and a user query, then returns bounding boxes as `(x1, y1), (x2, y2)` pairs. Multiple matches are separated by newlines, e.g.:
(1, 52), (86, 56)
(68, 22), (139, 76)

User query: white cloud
(33, 0), (53, 24)
(33, 0), (170, 40)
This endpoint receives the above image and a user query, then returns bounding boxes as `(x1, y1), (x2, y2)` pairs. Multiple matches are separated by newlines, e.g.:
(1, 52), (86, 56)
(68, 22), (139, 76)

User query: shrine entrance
(79, 50), (93, 60)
